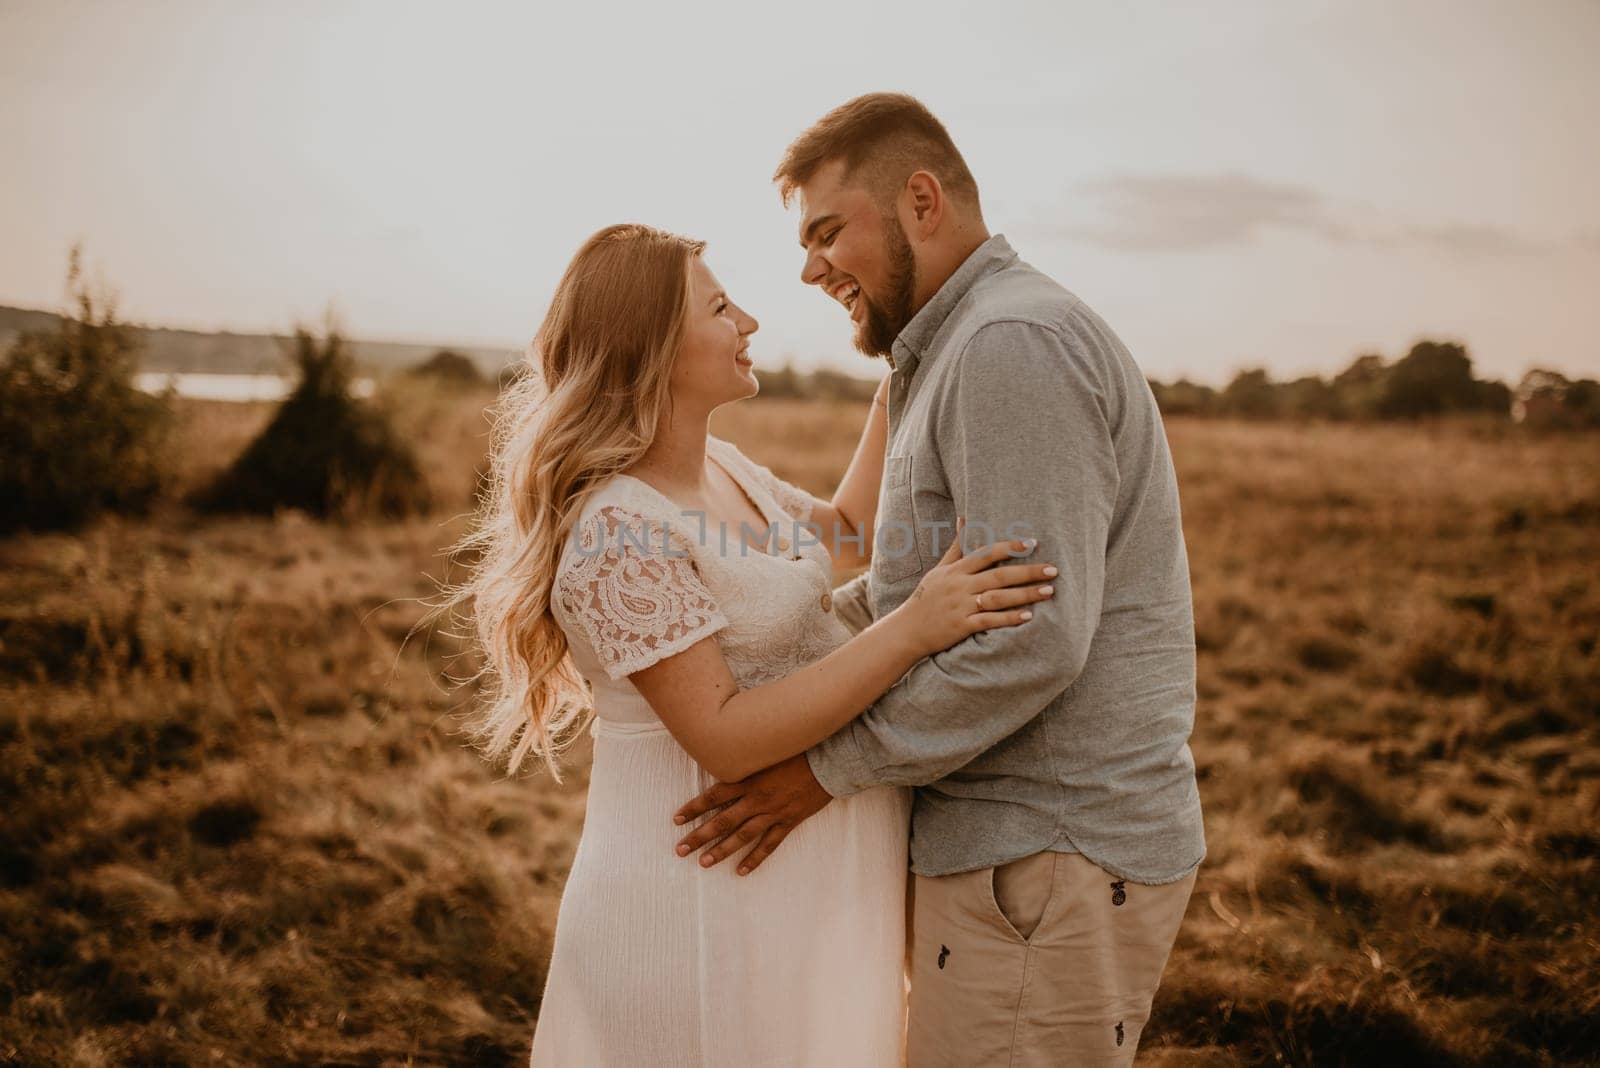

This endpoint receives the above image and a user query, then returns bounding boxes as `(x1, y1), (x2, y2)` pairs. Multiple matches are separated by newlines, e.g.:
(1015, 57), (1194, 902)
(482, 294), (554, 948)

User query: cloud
(1028, 173), (1583, 258)
(1040, 173), (1341, 251)
(1397, 223), (1545, 257)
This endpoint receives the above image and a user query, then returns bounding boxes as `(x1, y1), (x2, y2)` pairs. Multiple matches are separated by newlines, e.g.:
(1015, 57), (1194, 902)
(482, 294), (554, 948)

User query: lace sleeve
(556, 505), (730, 680)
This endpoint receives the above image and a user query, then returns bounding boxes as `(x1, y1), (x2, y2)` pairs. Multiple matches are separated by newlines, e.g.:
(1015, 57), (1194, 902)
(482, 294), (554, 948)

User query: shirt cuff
(805, 725), (876, 798)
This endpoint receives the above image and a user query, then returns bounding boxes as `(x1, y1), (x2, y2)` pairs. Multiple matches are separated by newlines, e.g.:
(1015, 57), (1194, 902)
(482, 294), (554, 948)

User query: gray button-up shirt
(805, 234), (1206, 884)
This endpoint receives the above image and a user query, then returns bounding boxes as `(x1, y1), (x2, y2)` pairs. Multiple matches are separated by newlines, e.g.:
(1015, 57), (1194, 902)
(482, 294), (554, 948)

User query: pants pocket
(989, 851), (1056, 943)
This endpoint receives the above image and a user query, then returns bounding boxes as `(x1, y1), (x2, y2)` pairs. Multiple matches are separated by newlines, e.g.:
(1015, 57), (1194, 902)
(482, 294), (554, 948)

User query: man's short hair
(773, 93), (981, 214)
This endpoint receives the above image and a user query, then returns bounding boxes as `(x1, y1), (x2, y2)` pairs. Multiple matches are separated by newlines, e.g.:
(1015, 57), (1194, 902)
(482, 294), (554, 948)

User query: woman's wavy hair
(428, 223), (705, 778)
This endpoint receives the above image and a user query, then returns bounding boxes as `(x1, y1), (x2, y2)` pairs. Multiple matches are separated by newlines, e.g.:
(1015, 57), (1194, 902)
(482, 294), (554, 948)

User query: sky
(1, 0), (1596, 386)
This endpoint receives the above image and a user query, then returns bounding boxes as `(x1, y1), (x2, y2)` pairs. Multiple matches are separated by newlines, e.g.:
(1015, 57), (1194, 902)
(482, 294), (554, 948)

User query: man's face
(795, 159), (917, 359)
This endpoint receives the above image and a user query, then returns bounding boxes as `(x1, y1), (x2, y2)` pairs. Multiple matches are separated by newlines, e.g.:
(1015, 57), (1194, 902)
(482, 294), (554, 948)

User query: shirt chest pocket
(874, 453), (924, 586)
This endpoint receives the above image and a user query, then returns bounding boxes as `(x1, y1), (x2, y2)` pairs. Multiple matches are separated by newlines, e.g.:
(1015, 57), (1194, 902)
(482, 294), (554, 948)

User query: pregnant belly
(573, 729), (911, 894)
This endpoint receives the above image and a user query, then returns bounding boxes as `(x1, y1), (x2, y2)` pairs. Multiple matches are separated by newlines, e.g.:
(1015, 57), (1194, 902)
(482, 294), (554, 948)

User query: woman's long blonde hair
(430, 223), (706, 778)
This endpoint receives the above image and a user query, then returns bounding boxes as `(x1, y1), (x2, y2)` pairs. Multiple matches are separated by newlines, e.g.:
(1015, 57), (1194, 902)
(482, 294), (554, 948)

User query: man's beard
(853, 214), (917, 359)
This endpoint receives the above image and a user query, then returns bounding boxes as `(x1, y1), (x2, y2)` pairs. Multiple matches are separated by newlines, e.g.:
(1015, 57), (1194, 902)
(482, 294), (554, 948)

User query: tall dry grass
(0, 391), (1595, 1065)
(1142, 418), (1599, 1066)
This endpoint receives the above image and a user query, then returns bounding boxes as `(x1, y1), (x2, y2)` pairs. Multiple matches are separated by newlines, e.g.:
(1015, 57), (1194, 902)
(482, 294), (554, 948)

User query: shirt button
(820, 592), (833, 612)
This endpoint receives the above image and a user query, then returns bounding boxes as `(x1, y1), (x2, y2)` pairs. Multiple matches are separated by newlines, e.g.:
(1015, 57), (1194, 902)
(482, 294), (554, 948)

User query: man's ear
(902, 170), (944, 238)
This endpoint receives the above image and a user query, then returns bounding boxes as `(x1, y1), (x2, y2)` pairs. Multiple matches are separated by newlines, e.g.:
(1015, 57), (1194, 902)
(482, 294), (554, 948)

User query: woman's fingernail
(737, 867), (749, 876)
(1020, 610), (1033, 620)
(1043, 566), (1058, 577)
(700, 855), (714, 867)
(1039, 586), (1054, 595)
(673, 815), (685, 824)
(676, 844), (689, 856)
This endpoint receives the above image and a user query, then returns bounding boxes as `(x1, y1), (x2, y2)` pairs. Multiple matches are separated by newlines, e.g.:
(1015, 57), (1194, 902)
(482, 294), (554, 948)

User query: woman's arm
(628, 528), (1055, 783)
(629, 605), (920, 784)
(806, 376), (889, 572)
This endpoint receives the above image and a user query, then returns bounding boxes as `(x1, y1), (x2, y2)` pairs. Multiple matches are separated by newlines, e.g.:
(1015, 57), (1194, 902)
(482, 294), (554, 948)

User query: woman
(441, 224), (1058, 1066)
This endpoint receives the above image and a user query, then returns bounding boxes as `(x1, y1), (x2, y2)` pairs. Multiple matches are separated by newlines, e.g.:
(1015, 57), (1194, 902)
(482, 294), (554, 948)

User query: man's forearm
(805, 613), (1087, 797)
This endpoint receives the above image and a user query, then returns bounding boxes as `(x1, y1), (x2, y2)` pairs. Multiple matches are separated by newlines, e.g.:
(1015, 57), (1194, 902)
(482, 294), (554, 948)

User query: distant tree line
(1147, 340), (1600, 427)
(5, 247), (1594, 538)
(496, 357), (881, 402)
(734, 361), (880, 404)
(749, 341), (1600, 427)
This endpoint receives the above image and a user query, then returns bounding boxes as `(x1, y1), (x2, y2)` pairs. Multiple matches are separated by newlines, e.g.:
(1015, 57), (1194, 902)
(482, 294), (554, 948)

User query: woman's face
(672, 256), (760, 408)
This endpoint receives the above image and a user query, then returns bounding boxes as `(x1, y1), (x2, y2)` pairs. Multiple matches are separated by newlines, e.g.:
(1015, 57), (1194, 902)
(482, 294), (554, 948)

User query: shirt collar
(888, 232), (1017, 376)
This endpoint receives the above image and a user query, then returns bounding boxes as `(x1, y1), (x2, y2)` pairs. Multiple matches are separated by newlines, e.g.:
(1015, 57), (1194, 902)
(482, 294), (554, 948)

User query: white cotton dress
(529, 434), (912, 1068)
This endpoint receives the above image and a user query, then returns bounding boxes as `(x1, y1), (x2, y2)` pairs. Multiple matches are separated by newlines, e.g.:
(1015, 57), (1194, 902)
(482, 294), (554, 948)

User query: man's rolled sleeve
(806, 317), (1118, 795)
(830, 571), (874, 637)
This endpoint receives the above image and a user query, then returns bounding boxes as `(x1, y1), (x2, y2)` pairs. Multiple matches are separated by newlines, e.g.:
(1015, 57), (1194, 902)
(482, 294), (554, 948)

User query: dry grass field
(1, 383), (1596, 1066)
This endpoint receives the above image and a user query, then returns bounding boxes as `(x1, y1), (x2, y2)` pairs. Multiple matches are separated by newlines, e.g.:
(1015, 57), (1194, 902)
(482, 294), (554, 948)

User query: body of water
(134, 372), (375, 402)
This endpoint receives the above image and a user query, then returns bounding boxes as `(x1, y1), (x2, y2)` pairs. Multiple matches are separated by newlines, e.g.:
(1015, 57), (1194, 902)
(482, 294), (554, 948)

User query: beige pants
(905, 850), (1197, 1067)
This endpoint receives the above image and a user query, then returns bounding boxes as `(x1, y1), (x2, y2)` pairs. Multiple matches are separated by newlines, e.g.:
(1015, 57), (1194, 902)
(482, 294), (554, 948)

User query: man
(673, 93), (1206, 1066)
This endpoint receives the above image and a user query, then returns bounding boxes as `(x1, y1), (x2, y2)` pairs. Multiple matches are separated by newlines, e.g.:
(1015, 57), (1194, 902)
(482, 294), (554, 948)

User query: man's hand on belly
(672, 754), (832, 875)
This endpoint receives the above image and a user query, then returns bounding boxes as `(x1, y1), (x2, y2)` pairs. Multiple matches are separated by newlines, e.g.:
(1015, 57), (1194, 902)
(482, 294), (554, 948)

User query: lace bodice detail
(763, 470), (816, 528)
(552, 437), (850, 698)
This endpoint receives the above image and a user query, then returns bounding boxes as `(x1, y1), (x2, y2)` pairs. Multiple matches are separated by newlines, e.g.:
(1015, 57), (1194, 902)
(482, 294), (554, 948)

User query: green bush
(1514, 369), (1600, 429)
(1218, 368), (1283, 419)
(1281, 375), (1345, 419)
(0, 250), (173, 535)
(1377, 341), (1479, 418)
(1331, 354), (1390, 420)
(194, 323), (430, 519)
(1147, 378), (1218, 416)
(755, 360), (806, 399)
